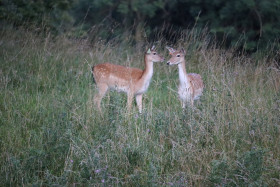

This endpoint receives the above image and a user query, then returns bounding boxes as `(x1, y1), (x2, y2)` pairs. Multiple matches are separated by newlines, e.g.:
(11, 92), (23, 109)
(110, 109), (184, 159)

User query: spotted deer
(166, 46), (204, 108)
(92, 46), (164, 113)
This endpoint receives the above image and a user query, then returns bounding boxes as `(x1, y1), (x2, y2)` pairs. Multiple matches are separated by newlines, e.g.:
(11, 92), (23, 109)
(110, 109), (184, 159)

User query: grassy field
(0, 26), (279, 186)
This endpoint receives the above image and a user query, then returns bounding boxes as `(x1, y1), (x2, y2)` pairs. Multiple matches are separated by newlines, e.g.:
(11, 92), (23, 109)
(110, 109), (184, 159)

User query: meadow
(0, 26), (279, 186)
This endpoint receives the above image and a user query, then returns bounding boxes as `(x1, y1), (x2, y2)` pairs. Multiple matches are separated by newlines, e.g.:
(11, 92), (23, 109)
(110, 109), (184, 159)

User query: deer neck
(140, 56), (154, 82)
(135, 56), (154, 94)
(178, 60), (190, 86)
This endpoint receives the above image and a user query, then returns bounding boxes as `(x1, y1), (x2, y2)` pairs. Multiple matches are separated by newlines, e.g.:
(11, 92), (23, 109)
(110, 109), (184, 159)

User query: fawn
(166, 46), (204, 108)
(92, 46), (164, 113)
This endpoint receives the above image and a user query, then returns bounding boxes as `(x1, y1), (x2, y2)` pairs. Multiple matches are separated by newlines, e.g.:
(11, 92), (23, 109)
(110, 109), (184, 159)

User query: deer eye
(153, 52), (157, 55)
(176, 54), (180, 57)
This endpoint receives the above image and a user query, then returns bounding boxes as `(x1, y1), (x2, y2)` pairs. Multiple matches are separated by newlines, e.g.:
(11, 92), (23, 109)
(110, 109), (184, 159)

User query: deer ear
(151, 45), (156, 50)
(147, 48), (151, 54)
(181, 48), (186, 54)
(166, 46), (176, 54)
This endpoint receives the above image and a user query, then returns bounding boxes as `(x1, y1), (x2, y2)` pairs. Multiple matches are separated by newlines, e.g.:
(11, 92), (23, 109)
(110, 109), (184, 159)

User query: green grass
(0, 26), (279, 186)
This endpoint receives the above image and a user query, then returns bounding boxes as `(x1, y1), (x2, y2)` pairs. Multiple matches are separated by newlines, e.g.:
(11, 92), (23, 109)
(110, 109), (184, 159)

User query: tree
(0, 0), (76, 33)
(170, 0), (280, 51)
(1, 0), (279, 51)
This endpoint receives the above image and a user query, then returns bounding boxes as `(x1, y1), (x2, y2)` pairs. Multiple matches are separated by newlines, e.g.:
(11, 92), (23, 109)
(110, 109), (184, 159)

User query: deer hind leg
(136, 94), (143, 113)
(94, 83), (108, 112)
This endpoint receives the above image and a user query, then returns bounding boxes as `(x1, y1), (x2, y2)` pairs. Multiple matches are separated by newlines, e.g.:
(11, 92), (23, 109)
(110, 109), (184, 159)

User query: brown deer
(166, 46), (204, 108)
(92, 46), (164, 113)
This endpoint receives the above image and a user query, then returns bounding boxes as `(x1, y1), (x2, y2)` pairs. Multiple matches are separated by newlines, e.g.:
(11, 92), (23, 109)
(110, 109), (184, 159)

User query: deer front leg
(136, 94), (143, 113)
(190, 91), (195, 108)
(181, 99), (186, 109)
(190, 99), (194, 108)
(127, 93), (134, 112)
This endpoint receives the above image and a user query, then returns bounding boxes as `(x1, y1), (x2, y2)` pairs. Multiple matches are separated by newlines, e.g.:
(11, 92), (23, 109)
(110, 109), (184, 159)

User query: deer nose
(167, 62), (170, 65)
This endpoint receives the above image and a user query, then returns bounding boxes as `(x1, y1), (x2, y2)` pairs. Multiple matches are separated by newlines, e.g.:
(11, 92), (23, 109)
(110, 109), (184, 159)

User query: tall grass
(0, 26), (279, 186)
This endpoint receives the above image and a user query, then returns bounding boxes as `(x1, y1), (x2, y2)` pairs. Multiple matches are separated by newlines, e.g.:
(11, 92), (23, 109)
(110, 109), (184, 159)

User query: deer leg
(136, 94), (143, 113)
(181, 100), (186, 109)
(190, 99), (194, 108)
(127, 93), (134, 112)
(94, 83), (108, 112)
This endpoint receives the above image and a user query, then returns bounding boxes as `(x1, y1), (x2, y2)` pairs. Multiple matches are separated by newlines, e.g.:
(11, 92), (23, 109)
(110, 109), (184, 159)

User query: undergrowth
(0, 26), (279, 186)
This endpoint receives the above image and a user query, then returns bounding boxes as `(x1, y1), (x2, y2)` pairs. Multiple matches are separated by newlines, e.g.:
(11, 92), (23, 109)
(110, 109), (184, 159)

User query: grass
(0, 26), (279, 186)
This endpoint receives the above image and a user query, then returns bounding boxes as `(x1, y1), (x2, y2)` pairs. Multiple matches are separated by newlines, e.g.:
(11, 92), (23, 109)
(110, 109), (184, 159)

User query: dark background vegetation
(1, 0), (280, 52)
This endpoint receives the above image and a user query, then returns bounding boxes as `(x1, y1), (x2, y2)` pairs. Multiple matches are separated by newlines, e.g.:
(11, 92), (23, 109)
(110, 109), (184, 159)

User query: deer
(92, 46), (164, 113)
(166, 46), (204, 108)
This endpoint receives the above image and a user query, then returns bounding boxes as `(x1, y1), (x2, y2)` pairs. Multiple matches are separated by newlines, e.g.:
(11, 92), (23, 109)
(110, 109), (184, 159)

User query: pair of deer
(92, 46), (204, 113)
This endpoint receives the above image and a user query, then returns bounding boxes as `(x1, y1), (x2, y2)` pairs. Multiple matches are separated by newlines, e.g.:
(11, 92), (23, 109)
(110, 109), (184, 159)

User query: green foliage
(209, 149), (267, 186)
(0, 0), (75, 32)
(209, 159), (232, 186)
(1, 0), (279, 51)
(174, 0), (280, 51)
(117, 0), (164, 18)
(238, 149), (265, 184)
